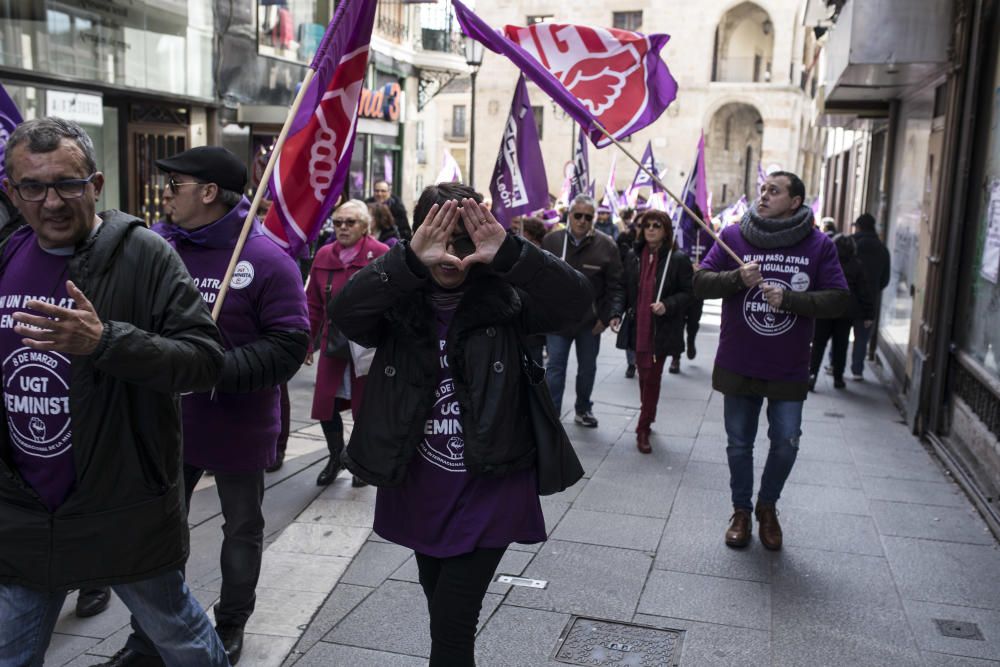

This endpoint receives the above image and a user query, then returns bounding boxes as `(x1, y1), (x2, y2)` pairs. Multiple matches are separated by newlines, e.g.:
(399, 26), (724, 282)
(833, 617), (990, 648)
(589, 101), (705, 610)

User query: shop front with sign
(0, 0), (215, 219)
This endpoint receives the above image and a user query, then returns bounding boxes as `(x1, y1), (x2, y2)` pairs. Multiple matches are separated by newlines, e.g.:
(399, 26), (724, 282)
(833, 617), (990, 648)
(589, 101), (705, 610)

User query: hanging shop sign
(358, 82), (401, 122)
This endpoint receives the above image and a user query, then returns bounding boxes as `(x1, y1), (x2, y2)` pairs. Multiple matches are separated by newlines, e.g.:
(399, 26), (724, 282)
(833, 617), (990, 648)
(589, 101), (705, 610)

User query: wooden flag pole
(211, 67), (318, 321)
(592, 124), (745, 267)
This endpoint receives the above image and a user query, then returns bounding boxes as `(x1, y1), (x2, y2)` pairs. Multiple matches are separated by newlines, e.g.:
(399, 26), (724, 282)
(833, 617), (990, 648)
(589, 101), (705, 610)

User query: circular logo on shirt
(416, 376), (466, 473)
(230, 261), (254, 290)
(790, 272), (811, 292)
(2, 347), (72, 458)
(742, 279), (798, 337)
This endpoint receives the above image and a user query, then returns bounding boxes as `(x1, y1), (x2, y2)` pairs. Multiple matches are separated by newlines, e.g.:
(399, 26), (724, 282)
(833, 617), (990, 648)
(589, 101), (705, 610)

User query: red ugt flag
(453, 0), (678, 148)
(264, 0), (377, 257)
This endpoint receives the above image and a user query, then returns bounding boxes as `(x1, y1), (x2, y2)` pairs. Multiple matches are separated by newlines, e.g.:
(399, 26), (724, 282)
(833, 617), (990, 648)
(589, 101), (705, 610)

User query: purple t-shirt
(156, 201), (309, 472)
(374, 306), (546, 558)
(700, 225), (848, 383)
(0, 227), (75, 511)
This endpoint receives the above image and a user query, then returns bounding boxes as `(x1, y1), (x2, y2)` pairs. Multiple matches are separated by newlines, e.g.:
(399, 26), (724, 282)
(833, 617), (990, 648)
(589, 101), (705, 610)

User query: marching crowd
(0, 118), (890, 667)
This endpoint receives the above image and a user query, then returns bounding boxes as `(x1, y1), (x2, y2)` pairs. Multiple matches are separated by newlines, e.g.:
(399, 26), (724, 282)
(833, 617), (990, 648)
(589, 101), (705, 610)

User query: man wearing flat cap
(111, 146), (310, 666)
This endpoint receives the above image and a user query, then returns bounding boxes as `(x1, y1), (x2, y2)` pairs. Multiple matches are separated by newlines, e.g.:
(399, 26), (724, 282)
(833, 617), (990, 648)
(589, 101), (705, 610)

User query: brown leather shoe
(637, 431), (652, 454)
(755, 502), (783, 550)
(725, 508), (752, 548)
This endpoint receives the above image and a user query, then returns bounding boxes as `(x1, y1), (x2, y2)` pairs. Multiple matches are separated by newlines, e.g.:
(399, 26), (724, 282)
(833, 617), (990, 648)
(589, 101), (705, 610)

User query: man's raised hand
(13, 281), (104, 355)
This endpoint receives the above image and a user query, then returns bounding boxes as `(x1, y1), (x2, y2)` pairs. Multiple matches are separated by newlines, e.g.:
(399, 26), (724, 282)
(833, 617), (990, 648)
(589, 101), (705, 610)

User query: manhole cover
(934, 619), (984, 640)
(553, 616), (684, 666)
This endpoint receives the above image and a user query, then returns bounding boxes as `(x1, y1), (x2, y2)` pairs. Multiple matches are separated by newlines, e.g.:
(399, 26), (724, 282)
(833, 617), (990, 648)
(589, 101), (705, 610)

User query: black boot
(317, 427), (345, 486)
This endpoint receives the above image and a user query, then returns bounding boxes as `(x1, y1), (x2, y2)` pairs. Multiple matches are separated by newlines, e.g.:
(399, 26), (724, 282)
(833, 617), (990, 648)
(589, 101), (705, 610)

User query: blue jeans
(851, 319), (872, 376)
(545, 329), (601, 415)
(0, 570), (227, 667)
(724, 394), (803, 511)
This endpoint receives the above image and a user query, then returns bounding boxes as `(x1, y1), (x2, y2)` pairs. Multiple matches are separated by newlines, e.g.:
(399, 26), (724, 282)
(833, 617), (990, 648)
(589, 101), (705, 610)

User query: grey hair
(218, 188), (243, 210)
(4, 117), (97, 179)
(570, 194), (597, 210)
(336, 199), (372, 223)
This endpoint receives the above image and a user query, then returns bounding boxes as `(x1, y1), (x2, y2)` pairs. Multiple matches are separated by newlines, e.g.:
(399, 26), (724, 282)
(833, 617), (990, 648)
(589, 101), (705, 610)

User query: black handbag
(318, 271), (351, 360)
(615, 307), (635, 350)
(517, 331), (584, 496)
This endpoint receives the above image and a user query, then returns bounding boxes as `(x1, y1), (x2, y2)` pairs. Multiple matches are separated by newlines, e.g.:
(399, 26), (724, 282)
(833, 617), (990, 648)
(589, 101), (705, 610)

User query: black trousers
(684, 297), (704, 341)
(415, 547), (506, 667)
(810, 318), (853, 379)
(127, 466), (266, 654)
(321, 411), (345, 459)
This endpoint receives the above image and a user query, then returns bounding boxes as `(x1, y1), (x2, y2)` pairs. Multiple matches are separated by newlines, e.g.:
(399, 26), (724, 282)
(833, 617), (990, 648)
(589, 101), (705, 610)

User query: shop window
(258, 0), (334, 64)
(532, 106), (544, 140)
(612, 11), (642, 32)
(349, 134), (370, 201)
(452, 105), (467, 138)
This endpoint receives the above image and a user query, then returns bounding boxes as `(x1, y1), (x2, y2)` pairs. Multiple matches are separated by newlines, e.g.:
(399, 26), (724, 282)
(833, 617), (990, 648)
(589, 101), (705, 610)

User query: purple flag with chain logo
(0, 84), (24, 188)
(490, 76), (549, 228)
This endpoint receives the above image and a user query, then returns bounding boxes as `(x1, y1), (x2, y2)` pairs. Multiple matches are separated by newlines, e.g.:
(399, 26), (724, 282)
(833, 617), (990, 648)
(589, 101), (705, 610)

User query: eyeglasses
(166, 176), (206, 192)
(640, 222), (665, 230)
(332, 218), (361, 228)
(9, 173), (97, 202)
(572, 212), (594, 222)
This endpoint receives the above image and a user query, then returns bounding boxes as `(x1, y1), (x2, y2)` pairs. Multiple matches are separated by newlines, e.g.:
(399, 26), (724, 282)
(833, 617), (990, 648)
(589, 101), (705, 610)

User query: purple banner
(676, 132), (713, 262)
(568, 126), (589, 201)
(0, 84), (24, 187)
(489, 76), (549, 228)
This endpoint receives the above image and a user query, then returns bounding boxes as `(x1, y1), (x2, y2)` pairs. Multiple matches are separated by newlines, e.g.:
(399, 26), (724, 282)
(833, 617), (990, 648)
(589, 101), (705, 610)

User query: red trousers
(637, 356), (667, 434)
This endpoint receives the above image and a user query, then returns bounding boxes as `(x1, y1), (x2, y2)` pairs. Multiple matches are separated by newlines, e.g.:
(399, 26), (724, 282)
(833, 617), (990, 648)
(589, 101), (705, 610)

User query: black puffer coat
(0, 212), (224, 591)
(331, 236), (592, 486)
(621, 240), (693, 359)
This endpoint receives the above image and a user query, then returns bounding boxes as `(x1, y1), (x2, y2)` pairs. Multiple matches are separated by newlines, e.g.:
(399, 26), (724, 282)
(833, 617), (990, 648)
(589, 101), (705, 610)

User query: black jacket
(0, 212), (224, 591)
(366, 195), (411, 240)
(621, 242), (693, 358)
(331, 236), (593, 486)
(840, 256), (876, 321)
(852, 230), (891, 299)
(541, 228), (625, 333)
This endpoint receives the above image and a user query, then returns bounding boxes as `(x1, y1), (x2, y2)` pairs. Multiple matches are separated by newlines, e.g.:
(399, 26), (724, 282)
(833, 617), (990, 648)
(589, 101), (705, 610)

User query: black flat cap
(155, 146), (247, 193)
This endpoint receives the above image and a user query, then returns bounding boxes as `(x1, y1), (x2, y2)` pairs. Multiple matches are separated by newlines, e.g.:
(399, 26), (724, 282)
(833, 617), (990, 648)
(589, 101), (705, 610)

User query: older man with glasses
(541, 194), (625, 427)
(108, 146), (310, 666)
(0, 117), (229, 666)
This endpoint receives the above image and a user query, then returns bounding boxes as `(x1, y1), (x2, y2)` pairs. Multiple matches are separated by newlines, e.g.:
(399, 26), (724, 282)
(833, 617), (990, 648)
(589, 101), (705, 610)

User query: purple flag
(675, 132), (712, 263)
(490, 76), (549, 228)
(0, 84), (24, 188)
(264, 0), (378, 256)
(453, 0), (678, 148)
(568, 126), (589, 200)
(626, 141), (664, 199)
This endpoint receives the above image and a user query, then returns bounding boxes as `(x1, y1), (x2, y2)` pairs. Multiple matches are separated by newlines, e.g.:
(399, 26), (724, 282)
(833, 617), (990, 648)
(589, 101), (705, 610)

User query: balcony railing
(420, 28), (464, 55)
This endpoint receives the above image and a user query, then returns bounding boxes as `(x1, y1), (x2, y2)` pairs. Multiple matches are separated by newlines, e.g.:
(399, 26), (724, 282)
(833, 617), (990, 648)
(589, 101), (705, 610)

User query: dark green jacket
(0, 211), (223, 591)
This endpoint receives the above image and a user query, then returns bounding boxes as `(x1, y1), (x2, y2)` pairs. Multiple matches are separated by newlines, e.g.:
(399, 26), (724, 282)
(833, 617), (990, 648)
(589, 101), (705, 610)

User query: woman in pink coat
(306, 200), (390, 486)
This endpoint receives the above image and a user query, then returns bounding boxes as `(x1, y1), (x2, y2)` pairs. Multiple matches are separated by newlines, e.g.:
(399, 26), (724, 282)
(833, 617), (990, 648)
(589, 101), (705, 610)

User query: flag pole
(592, 123), (745, 267)
(211, 67), (318, 321)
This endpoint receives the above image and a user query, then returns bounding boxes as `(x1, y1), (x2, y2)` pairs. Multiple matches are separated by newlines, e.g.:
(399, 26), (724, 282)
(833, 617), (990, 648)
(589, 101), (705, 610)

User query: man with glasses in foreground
(0, 117), (229, 665)
(542, 194), (625, 427)
(108, 146), (310, 666)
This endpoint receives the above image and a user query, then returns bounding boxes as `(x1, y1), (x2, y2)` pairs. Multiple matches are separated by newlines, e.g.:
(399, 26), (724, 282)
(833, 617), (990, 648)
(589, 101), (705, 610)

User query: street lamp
(464, 38), (484, 187)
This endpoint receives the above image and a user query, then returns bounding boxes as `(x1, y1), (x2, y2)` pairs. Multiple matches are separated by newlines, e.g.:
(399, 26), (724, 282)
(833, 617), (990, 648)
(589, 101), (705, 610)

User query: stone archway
(706, 102), (764, 207)
(712, 2), (775, 83)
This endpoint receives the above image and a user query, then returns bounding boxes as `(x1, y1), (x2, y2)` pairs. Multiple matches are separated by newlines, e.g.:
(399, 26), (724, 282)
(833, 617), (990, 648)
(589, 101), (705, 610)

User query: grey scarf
(739, 203), (814, 249)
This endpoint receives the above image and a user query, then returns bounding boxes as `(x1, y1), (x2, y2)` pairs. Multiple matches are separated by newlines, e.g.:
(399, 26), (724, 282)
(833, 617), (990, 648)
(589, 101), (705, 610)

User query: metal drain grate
(934, 619), (984, 641)
(553, 616), (684, 666)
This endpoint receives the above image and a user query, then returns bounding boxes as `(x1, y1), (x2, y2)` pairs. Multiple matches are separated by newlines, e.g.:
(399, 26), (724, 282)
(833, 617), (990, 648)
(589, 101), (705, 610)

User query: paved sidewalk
(285, 302), (1000, 667)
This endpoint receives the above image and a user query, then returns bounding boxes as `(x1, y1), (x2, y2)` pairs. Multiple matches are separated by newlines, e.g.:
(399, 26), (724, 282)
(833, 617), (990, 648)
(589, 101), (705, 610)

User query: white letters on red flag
(264, 0), (377, 256)
(453, 0), (678, 148)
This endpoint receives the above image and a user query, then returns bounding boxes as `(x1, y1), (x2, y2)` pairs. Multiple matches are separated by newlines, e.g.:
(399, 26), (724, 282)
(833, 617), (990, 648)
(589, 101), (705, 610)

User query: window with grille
(452, 105), (467, 138)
